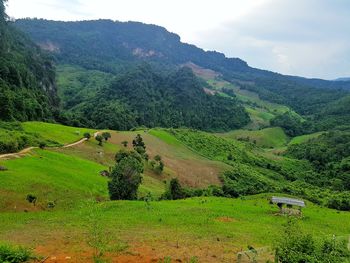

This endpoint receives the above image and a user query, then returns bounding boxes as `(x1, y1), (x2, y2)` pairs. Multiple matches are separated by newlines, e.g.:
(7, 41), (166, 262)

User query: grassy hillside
(22, 121), (96, 146)
(1, 122), (350, 261)
(0, 195), (349, 262)
(206, 78), (295, 129)
(288, 131), (324, 145)
(218, 127), (289, 148)
(0, 149), (107, 211)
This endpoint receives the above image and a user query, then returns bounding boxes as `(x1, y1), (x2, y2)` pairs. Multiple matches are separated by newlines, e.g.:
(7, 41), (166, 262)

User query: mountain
(0, 3), (59, 121)
(13, 19), (350, 131)
(61, 64), (250, 131)
(335, 77), (350, 81)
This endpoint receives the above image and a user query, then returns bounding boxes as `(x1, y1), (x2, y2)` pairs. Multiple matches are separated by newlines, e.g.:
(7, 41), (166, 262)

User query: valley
(1, 122), (350, 262)
(1, 1), (350, 261)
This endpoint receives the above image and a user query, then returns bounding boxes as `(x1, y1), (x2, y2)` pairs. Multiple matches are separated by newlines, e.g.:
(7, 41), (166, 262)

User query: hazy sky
(6, 0), (350, 79)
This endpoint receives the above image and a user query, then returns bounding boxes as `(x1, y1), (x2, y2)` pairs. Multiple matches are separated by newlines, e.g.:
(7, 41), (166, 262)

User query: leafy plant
(0, 243), (34, 263)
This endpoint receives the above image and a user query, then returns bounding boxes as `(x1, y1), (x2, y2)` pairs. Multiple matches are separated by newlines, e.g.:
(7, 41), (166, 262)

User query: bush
(108, 156), (143, 200)
(275, 218), (350, 262)
(83, 132), (91, 140)
(0, 243), (34, 263)
(102, 132), (111, 141)
(95, 135), (103, 146)
(162, 178), (186, 200)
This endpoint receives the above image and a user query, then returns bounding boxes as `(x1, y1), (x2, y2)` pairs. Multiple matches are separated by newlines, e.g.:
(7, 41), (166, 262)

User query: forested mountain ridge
(0, 1), (59, 121)
(62, 64), (250, 131)
(14, 18), (350, 131)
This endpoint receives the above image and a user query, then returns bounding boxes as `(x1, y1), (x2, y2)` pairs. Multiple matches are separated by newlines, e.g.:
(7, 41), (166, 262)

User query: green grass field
(1, 122), (349, 262)
(218, 127), (289, 148)
(288, 131), (324, 145)
(0, 149), (107, 211)
(22, 121), (96, 146)
(0, 195), (349, 262)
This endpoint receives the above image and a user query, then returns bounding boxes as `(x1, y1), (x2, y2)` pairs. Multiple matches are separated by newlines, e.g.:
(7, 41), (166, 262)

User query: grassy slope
(22, 121), (96, 146)
(288, 131), (324, 145)
(0, 195), (349, 261)
(217, 127), (289, 148)
(0, 122), (349, 261)
(109, 130), (230, 188)
(0, 149), (107, 211)
(207, 79), (294, 129)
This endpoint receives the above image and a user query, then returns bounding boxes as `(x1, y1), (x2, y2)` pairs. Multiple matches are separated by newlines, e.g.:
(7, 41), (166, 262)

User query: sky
(6, 0), (350, 79)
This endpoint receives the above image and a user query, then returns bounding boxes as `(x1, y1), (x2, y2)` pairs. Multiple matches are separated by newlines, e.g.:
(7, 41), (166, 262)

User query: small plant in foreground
(0, 243), (35, 263)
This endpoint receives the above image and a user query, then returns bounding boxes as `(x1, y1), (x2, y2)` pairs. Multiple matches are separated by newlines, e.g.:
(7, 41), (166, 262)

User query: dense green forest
(0, 2), (59, 121)
(287, 131), (350, 191)
(61, 64), (250, 131)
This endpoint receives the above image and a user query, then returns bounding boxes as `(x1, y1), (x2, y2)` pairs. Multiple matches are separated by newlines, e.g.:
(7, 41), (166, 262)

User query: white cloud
(6, 0), (350, 79)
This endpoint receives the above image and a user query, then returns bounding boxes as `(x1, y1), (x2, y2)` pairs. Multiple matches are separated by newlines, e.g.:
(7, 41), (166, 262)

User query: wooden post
(237, 252), (242, 263)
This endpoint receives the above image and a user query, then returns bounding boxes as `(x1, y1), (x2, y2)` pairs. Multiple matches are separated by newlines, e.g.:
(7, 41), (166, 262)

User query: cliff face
(0, 0), (59, 121)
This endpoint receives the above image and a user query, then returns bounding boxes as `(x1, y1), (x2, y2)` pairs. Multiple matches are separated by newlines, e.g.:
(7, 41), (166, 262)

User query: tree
(102, 132), (111, 141)
(132, 134), (146, 150)
(154, 155), (161, 162)
(163, 178), (185, 200)
(150, 160), (156, 168)
(159, 161), (164, 172)
(121, 140), (128, 147)
(115, 149), (142, 164)
(84, 132), (91, 140)
(152, 155), (164, 174)
(95, 135), (103, 146)
(108, 156), (143, 200)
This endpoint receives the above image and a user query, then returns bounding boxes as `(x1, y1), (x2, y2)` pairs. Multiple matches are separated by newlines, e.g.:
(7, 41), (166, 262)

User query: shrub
(39, 142), (46, 149)
(0, 243), (34, 263)
(275, 218), (350, 262)
(84, 132), (91, 140)
(162, 178), (186, 200)
(108, 156), (143, 200)
(102, 132), (111, 141)
(95, 135), (103, 146)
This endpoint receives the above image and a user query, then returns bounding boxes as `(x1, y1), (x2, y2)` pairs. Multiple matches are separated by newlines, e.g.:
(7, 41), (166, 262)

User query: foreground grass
(0, 195), (349, 261)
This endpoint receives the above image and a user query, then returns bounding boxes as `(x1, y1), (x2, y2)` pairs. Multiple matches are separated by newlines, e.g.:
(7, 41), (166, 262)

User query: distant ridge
(335, 77), (350, 81)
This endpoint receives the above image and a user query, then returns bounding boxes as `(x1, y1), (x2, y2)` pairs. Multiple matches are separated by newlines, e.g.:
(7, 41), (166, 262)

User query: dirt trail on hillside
(0, 132), (101, 160)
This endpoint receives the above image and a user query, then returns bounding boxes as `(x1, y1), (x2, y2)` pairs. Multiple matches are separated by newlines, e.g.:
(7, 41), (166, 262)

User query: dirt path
(0, 131), (101, 160)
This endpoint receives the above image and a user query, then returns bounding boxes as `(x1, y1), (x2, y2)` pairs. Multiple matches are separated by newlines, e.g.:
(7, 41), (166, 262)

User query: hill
(14, 19), (350, 131)
(63, 64), (249, 131)
(1, 121), (350, 261)
(0, 2), (59, 122)
(217, 127), (289, 148)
